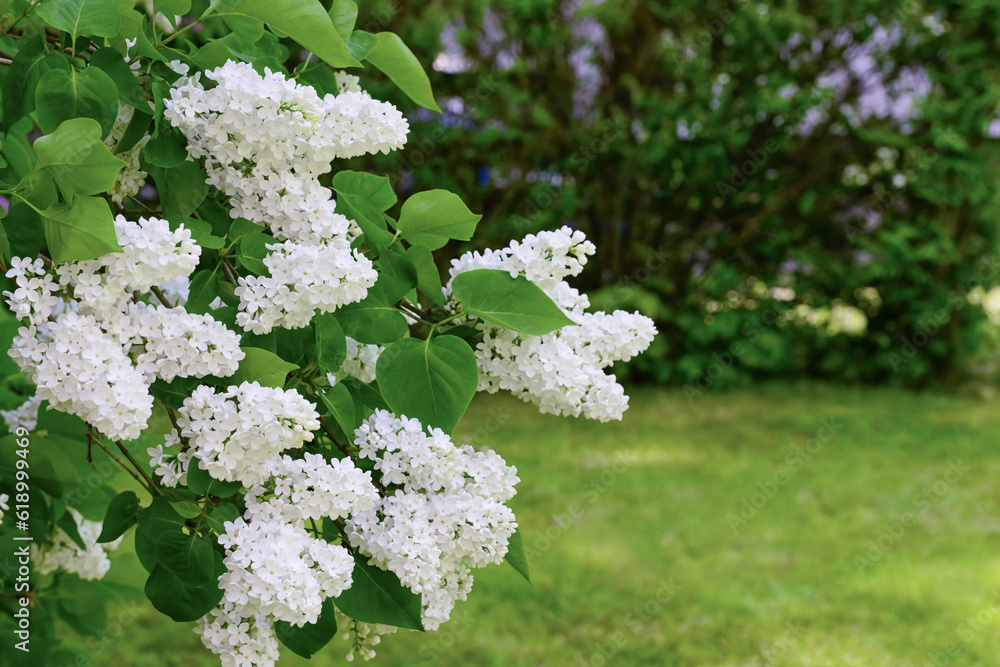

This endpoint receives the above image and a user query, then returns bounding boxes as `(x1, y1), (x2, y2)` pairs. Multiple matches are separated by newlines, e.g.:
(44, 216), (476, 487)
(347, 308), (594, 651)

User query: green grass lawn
(81, 383), (1000, 666)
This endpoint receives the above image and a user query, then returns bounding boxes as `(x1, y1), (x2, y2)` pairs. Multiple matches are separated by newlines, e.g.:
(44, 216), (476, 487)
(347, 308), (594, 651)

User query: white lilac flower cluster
(4, 217), (243, 440)
(1, 394), (42, 433)
(234, 240), (377, 335)
(164, 61), (407, 333)
(169, 382), (321, 487)
(347, 410), (519, 631)
(447, 227), (658, 422)
(197, 454), (377, 666)
(0, 493), (8, 527)
(33, 508), (122, 580)
(104, 102), (151, 204)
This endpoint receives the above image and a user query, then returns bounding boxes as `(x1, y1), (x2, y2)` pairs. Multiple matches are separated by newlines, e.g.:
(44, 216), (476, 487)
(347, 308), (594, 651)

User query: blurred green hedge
(343, 0), (1000, 389)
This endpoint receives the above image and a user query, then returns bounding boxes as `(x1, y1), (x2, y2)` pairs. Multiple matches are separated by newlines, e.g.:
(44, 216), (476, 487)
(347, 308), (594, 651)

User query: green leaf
(375, 336), (478, 435)
(451, 269), (576, 336)
(97, 491), (140, 543)
(205, 503), (240, 534)
(328, 0), (357, 43)
(2, 37), (71, 127)
(335, 190), (393, 252)
(318, 382), (355, 438)
(276, 597), (338, 658)
(331, 171), (396, 211)
(57, 510), (87, 551)
(171, 500), (203, 519)
(397, 190), (481, 250)
(31, 118), (126, 200)
(406, 245), (444, 305)
(91, 47), (149, 109)
(186, 462), (242, 498)
(504, 528), (532, 584)
(235, 232), (272, 275)
(347, 30), (377, 61)
(114, 108), (153, 153)
(364, 32), (441, 112)
(155, 531), (215, 586)
(216, 0), (359, 68)
(229, 347), (299, 388)
(144, 550), (225, 622)
(35, 66), (120, 137)
(335, 554), (424, 631)
(377, 247), (418, 300)
(41, 196), (122, 265)
(154, 0), (190, 18)
(35, 0), (122, 43)
(145, 159), (210, 217)
(335, 281), (408, 345)
(185, 269), (221, 314)
(143, 126), (190, 168)
(315, 313), (347, 374)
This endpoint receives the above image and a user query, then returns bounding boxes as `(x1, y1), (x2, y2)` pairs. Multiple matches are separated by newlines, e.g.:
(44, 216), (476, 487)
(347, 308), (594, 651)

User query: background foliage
(348, 0), (1000, 389)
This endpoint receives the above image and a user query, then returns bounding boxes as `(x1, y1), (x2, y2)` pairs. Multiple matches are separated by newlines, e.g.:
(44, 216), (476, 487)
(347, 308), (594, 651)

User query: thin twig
(89, 433), (146, 487)
(150, 285), (174, 309)
(126, 195), (153, 211)
(116, 440), (163, 496)
(85, 425), (98, 471)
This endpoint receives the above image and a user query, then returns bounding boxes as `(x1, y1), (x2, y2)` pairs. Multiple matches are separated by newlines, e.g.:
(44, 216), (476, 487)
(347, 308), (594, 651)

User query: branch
(115, 440), (163, 496)
(150, 285), (175, 309)
(88, 432), (146, 488)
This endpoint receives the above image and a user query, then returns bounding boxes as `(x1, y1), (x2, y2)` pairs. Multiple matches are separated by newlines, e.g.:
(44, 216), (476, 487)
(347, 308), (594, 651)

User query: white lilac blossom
(447, 227), (657, 421)
(215, 497), (355, 626)
(147, 433), (193, 488)
(0, 493), (8, 527)
(267, 452), (378, 522)
(9, 312), (154, 441)
(234, 240), (377, 334)
(1, 394), (42, 433)
(128, 302), (244, 381)
(33, 508), (122, 580)
(55, 214), (200, 320)
(104, 103), (151, 204)
(348, 410), (519, 630)
(164, 61), (396, 333)
(175, 382), (321, 487)
(3, 215), (236, 440)
(164, 60), (408, 243)
(196, 603), (281, 667)
(4, 257), (59, 326)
